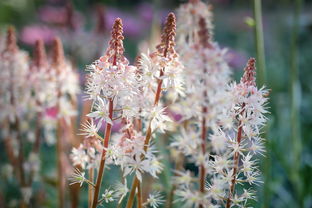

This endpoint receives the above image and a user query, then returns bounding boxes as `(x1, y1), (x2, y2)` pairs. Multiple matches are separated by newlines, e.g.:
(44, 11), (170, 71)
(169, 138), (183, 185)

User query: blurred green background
(0, 0), (311, 207)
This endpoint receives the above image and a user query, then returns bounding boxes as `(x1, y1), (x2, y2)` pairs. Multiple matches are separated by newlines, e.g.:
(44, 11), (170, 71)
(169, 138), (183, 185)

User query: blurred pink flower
(38, 5), (83, 29)
(137, 3), (154, 23)
(225, 49), (248, 70)
(166, 108), (182, 122)
(45, 106), (58, 119)
(38, 6), (67, 24)
(20, 25), (55, 45)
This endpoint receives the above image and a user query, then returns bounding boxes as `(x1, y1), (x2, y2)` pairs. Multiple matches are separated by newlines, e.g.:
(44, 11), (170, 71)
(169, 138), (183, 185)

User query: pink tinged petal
(45, 106), (58, 118)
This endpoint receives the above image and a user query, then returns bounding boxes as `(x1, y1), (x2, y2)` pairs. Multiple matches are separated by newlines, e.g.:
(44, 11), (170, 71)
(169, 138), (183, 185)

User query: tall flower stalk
(89, 18), (124, 208)
(125, 12), (182, 208)
(289, 0), (303, 204)
(70, 18), (141, 208)
(0, 27), (30, 207)
(171, 0), (232, 206)
(224, 58), (269, 207)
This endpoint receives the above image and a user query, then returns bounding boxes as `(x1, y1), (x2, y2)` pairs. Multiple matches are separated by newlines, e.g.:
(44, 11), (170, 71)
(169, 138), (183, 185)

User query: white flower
(210, 155), (230, 174)
(69, 168), (86, 187)
(209, 129), (228, 154)
(241, 154), (255, 176)
(176, 0), (213, 45)
(100, 188), (115, 203)
(249, 137), (265, 156)
(79, 119), (99, 137)
(21, 187), (32, 204)
(206, 177), (227, 201)
(173, 170), (193, 187)
(23, 153), (40, 178)
(146, 155), (163, 178)
(70, 144), (89, 169)
(175, 188), (202, 208)
(87, 97), (113, 128)
(105, 144), (123, 165)
(123, 154), (150, 182)
(58, 97), (77, 123)
(149, 106), (172, 133)
(171, 128), (201, 156)
(145, 191), (165, 208)
(114, 180), (129, 204)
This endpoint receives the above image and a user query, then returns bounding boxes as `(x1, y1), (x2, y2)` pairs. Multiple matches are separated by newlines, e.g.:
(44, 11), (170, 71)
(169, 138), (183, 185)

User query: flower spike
(105, 18), (125, 65)
(241, 58), (256, 86)
(33, 39), (47, 68)
(198, 17), (212, 48)
(156, 12), (177, 57)
(5, 26), (18, 53)
(52, 37), (65, 68)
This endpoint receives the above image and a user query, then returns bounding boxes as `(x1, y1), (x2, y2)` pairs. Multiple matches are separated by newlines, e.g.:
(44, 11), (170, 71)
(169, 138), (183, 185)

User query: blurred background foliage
(0, 0), (312, 207)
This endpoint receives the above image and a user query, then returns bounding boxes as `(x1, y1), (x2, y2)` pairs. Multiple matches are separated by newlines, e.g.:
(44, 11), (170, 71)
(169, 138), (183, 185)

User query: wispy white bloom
(69, 168), (86, 187)
(175, 188), (203, 208)
(171, 128), (201, 156)
(114, 180), (129, 204)
(146, 155), (163, 178)
(21, 187), (32, 204)
(87, 97), (113, 127)
(79, 119), (99, 138)
(100, 188), (115, 203)
(123, 154), (150, 182)
(145, 191), (165, 208)
(148, 106), (172, 132)
(172, 170), (193, 187)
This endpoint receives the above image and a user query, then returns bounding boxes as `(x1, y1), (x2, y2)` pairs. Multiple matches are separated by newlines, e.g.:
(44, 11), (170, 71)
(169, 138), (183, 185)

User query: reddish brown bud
(105, 18), (125, 65)
(198, 17), (212, 48)
(134, 55), (143, 75)
(134, 55), (142, 67)
(52, 37), (65, 69)
(241, 58), (256, 86)
(33, 39), (47, 68)
(5, 26), (18, 53)
(156, 12), (177, 58)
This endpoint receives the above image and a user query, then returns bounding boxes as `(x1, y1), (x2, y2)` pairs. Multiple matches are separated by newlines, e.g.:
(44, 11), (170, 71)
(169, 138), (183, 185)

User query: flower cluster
(0, 27), (80, 206)
(50, 37), (80, 121)
(169, 1), (269, 208)
(85, 18), (139, 122)
(221, 58), (268, 207)
(176, 0), (213, 46)
(67, 2), (269, 208)
(29, 40), (58, 112)
(70, 13), (183, 208)
(0, 27), (30, 124)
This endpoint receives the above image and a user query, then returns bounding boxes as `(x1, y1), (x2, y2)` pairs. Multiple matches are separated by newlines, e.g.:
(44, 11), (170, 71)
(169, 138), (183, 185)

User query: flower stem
(226, 119), (243, 208)
(57, 118), (65, 208)
(126, 66), (164, 208)
(253, 2), (271, 207)
(253, 0), (266, 86)
(88, 168), (94, 208)
(226, 102), (246, 208)
(126, 177), (139, 208)
(137, 181), (143, 208)
(91, 99), (114, 208)
(126, 13), (175, 207)
(290, 0), (303, 205)
(199, 107), (207, 208)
